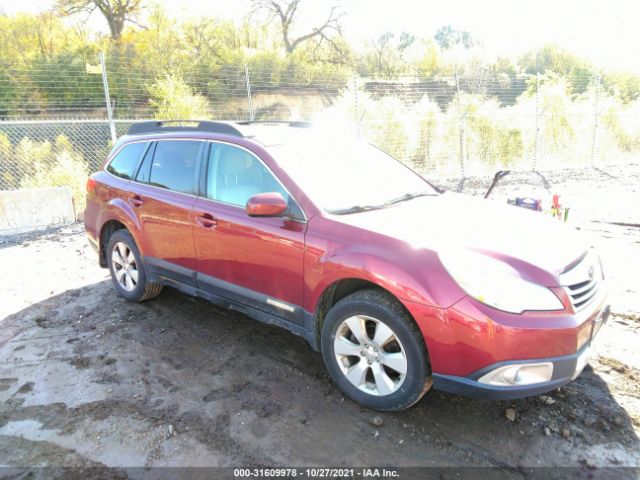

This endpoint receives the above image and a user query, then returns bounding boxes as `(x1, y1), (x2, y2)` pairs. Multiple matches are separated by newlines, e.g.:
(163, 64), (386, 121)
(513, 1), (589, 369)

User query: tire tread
(107, 229), (163, 302)
(322, 288), (432, 411)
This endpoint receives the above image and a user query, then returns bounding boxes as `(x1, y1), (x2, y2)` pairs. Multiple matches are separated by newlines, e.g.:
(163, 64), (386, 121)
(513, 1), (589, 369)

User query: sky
(2, 0), (639, 73)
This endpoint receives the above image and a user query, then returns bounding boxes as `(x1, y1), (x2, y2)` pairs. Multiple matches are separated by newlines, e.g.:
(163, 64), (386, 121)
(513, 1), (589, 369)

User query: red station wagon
(85, 120), (610, 411)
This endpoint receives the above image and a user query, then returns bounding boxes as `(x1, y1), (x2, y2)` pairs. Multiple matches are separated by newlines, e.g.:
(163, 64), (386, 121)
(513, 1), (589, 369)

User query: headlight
(439, 249), (564, 314)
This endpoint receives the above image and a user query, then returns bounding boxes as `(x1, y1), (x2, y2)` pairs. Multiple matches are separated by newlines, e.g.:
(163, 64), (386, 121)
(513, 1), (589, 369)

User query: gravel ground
(0, 163), (639, 477)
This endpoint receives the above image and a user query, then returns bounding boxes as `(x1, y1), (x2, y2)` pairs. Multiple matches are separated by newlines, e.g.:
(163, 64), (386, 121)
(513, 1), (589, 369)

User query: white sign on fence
(0, 187), (75, 236)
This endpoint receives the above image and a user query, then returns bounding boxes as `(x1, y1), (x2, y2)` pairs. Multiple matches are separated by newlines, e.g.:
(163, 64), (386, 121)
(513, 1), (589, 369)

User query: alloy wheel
(111, 241), (139, 292)
(333, 315), (408, 396)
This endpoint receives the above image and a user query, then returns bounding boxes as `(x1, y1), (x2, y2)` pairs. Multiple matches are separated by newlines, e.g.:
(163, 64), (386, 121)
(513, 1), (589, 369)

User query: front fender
(305, 244), (465, 312)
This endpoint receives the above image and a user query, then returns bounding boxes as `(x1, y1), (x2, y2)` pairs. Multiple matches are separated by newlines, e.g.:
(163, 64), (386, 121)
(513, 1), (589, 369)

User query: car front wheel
(321, 289), (432, 411)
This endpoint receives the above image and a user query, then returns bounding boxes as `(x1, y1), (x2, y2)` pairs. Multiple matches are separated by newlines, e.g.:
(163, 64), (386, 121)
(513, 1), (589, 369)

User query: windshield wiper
(328, 204), (387, 215)
(383, 191), (439, 206)
(329, 191), (438, 215)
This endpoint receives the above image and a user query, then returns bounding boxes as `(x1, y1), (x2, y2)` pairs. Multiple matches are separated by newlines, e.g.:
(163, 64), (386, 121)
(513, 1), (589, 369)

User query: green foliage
(434, 25), (474, 50)
(19, 135), (89, 215)
(0, 69), (19, 117)
(14, 137), (53, 182)
(0, 133), (15, 188)
(519, 44), (594, 95)
(602, 71), (640, 104)
(357, 95), (411, 161)
(1, 3), (640, 179)
(538, 76), (576, 150)
(465, 97), (524, 166)
(359, 32), (416, 79)
(148, 73), (211, 120)
(417, 41), (441, 78)
(412, 97), (441, 169)
(29, 53), (104, 110)
(1, 134), (90, 213)
(55, 0), (144, 40)
(600, 98), (640, 154)
(2, 6), (640, 118)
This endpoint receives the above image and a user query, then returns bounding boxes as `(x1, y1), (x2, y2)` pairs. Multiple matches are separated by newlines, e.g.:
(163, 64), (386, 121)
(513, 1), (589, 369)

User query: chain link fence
(1, 56), (639, 205)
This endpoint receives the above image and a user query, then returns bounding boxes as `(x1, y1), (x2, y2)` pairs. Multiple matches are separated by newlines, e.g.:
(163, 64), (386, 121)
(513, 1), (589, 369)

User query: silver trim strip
(266, 298), (296, 313)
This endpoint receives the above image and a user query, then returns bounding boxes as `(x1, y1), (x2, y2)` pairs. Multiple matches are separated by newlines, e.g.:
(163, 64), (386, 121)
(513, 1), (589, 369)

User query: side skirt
(144, 258), (319, 351)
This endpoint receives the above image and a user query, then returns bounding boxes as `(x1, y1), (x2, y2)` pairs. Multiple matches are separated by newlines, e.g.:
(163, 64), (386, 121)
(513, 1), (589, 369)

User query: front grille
(559, 250), (604, 311)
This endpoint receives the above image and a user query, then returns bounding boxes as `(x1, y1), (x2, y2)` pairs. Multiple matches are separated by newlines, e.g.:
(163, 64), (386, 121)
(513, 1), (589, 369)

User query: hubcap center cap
(362, 345), (378, 363)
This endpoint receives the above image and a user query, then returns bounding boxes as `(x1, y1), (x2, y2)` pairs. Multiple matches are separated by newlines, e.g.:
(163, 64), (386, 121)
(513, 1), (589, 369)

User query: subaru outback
(85, 120), (609, 411)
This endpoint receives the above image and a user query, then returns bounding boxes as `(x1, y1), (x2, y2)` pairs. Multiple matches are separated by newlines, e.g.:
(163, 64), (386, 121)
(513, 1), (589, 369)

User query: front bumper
(431, 305), (610, 399)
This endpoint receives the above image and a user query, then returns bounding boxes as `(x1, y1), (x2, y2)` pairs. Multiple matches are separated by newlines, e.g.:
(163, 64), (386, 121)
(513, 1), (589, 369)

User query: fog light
(478, 362), (553, 386)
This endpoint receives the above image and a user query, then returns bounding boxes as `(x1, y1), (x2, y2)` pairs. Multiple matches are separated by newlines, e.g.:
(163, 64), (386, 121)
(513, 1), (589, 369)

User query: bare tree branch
(250, 0), (344, 55)
(55, 0), (143, 40)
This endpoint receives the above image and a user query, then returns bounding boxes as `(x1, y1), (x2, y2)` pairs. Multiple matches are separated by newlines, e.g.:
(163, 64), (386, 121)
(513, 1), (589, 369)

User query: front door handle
(129, 195), (144, 207)
(195, 212), (218, 228)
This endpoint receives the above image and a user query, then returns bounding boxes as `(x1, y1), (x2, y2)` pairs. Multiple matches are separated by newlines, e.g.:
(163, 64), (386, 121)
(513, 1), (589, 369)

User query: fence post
(532, 73), (541, 171)
(454, 66), (465, 179)
(590, 74), (601, 167)
(244, 65), (254, 121)
(353, 75), (361, 137)
(99, 51), (116, 144)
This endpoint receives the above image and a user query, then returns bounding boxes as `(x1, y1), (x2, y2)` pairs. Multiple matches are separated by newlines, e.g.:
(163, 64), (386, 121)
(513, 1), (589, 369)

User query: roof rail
(236, 120), (313, 129)
(127, 120), (244, 137)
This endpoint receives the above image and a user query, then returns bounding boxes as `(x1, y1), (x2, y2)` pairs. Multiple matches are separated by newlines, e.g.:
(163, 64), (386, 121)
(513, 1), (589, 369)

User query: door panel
(193, 142), (306, 322)
(129, 140), (203, 285)
(130, 182), (198, 284)
(193, 198), (305, 321)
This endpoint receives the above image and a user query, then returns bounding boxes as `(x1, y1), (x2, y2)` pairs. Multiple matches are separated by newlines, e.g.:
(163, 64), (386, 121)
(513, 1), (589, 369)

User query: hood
(332, 192), (590, 278)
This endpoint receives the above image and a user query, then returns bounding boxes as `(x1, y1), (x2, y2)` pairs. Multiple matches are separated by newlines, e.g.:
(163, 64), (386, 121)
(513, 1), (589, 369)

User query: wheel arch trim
(97, 200), (143, 266)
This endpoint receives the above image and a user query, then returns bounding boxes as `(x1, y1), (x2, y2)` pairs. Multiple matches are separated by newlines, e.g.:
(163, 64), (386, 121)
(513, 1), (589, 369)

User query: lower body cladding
(408, 296), (610, 400)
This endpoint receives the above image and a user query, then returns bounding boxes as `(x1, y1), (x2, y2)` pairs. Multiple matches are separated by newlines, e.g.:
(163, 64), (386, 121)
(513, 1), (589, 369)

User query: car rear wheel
(107, 229), (162, 302)
(321, 289), (432, 411)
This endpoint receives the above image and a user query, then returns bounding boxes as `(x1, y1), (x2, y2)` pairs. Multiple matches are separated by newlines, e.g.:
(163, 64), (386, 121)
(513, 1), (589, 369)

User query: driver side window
(206, 143), (303, 219)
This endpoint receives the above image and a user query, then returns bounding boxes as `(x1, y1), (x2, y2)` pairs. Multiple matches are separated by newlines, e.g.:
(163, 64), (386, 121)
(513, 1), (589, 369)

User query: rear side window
(107, 142), (147, 179)
(148, 140), (201, 195)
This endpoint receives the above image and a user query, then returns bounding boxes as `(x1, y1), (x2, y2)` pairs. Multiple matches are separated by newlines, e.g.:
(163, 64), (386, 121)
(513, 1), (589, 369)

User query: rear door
(192, 141), (307, 324)
(129, 139), (204, 286)
(89, 141), (148, 243)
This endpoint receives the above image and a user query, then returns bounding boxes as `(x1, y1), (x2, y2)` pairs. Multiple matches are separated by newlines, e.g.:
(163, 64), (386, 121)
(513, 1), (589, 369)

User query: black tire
(106, 229), (163, 302)
(321, 289), (432, 411)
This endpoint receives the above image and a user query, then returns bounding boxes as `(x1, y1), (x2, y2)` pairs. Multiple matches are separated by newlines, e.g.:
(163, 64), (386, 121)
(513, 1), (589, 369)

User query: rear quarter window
(106, 142), (147, 179)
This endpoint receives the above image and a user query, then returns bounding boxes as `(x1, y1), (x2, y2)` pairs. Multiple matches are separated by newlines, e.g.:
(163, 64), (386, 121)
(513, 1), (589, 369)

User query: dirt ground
(0, 163), (639, 477)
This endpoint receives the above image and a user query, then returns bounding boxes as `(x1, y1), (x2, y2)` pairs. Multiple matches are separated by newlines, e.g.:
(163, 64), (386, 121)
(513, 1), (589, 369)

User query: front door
(192, 142), (306, 323)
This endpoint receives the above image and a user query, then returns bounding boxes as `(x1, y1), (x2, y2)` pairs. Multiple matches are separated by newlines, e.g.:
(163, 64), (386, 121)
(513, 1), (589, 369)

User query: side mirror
(246, 192), (288, 217)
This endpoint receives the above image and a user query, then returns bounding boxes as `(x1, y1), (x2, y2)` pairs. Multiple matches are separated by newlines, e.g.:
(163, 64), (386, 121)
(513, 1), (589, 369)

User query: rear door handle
(195, 212), (218, 228)
(129, 195), (144, 207)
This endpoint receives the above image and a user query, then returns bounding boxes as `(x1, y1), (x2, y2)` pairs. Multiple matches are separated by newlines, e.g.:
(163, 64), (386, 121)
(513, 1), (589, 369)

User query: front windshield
(270, 137), (438, 213)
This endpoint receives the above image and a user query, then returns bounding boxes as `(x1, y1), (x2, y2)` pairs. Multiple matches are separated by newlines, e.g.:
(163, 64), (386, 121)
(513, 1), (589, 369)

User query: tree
(434, 25), (474, 50)
(55, 0), (143, 41)
(250, 0), (344, 55)
(147, 73), (211, 120)
(519, 45), (594, 95)
(603, 71), (640, 104)
(361, 32), (417, 79)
